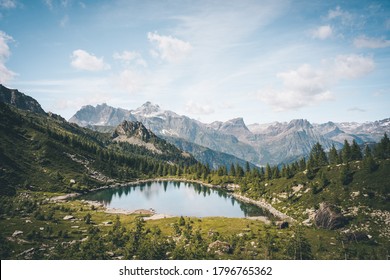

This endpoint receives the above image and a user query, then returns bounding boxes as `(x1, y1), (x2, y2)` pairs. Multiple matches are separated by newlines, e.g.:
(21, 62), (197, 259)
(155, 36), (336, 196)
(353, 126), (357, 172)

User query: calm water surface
(80, 181), (270, 218)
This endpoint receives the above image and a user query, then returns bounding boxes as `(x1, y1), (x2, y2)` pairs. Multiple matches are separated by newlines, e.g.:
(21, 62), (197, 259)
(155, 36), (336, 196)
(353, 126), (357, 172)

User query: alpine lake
(79, 181), (272, 218)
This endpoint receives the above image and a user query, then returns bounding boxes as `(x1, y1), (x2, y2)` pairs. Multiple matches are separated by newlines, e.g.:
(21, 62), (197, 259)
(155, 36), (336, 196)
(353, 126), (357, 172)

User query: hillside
(0, 85), (389, 260)
(0, 101), (196, 196)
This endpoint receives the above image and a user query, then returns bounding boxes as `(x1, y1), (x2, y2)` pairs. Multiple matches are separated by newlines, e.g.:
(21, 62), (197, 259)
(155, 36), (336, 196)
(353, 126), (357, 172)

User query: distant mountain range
(0, 84), (196, 195)
(69, 102), (390, 166)
(1, 83), (388, 167)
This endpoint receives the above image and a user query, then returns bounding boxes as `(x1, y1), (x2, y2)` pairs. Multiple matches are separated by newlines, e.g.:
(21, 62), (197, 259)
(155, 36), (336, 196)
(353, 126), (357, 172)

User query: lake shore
(50, 177), (294, 222)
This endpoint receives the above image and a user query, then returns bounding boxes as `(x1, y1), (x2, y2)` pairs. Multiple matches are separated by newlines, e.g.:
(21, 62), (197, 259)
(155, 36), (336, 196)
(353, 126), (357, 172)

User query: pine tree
(272, 165), (280, 179)
(340, 163), (353, 185)
(328, 144), (340, 165)
(350, 140), (362, 161)
(265, 164), (272, 180)
(374, 133), (390, 159)
(245, 161), (251, 175)
(299, 158), (306, 171)
(341, 140), (352, 163)
(236, 164), (245, 177)
(229, 164), (236, 177)
(309, 142), (328, 167)
(363, 145), (378, 173)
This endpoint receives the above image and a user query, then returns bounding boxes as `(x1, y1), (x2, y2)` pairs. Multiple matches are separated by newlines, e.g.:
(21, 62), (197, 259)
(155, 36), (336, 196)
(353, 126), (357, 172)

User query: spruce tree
(340, 163), (353, 185)
(328, 144), (340, 165)
(363, 145), (378, 173)
(229, 164), (236, 177)
(308, 142), (328, 168)
(341, 140), (352, 163)
(374, 133), (390, 159)
(265, 164), (272, 180)
(350, 139), (362, 161)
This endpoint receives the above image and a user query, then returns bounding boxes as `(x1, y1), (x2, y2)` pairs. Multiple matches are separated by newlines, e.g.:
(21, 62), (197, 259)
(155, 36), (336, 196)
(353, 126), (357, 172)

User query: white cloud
(258, 54), (375, 111)
(0, 31), (16, 83)
(353, 35), (390, 49)
(327, 6), (353, 23)
(0, 0), (16, 9)
(70, 49), (110, 71)
(310, 25), (333, 40)
(113, 50), (147, 67)
(258, 64), (333, 111)
(185, 100), (215, 115)
(333, 54), (375, 79)
(147, 32), (192, 63)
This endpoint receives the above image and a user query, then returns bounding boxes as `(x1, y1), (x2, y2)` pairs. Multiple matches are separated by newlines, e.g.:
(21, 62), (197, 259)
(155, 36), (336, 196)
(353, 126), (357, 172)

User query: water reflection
(79, 181), (272, 218)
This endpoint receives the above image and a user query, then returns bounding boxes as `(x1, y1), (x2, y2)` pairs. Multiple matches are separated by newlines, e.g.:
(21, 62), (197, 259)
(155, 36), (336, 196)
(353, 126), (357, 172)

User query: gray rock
(63, 215), (75, 220)
(12, 230), (23, 237)
(207, 240), (231, 255)
(314, 203), (348, 230)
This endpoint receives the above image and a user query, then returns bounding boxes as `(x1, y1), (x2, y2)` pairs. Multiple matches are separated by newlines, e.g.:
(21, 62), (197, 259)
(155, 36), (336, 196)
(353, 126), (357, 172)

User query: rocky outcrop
(314, 203), (348, 230)
(207, 240), (231, 255)
(69, 102), (390, 165)
(0, 84), (46, 114)
(112, 120), (154, 142)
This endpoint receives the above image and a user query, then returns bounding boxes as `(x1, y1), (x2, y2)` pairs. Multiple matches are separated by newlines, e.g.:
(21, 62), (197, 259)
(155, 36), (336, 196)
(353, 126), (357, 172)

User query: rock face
(314, 203), (347, 230)
(0, 84), (46, 114)
(113, 120), (154, 142)
(69, 102), (390, 165)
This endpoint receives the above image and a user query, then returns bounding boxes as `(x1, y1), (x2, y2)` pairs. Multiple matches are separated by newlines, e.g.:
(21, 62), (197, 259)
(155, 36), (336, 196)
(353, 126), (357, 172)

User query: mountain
(336, 118), (390, 142)
(71, 102), (259, 166)
(68, 103), (134, 126)
(0, 87), (196, 195)
(111, 120), (195, 161)
(314, 121), (364, 144)
(0, 84), (45, 114)
(70, 102), (390, 166)
(163, 136), (256, 170)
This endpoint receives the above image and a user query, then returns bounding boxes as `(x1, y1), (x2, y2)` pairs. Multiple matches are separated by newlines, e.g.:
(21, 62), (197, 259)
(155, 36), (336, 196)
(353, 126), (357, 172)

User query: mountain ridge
(69, 102), (390, 166)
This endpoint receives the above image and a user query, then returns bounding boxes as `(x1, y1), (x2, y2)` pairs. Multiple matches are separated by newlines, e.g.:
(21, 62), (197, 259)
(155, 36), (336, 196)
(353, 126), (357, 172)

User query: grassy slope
(1, 103), (389, 260)
(0, 103), (195, 195)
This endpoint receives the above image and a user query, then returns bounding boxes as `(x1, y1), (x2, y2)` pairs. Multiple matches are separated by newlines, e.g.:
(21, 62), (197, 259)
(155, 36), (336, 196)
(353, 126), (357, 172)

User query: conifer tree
(363, 145), (378, 173)
(341, 140), (352, 163)
(265, 164), (272, 180)
(308, 142), (328, 168)
(328, 144), (340, 165)
(350, 140), (362, 161)
(374, 133), (390, 159)
(340, 163), (352, 185)
(229, 164), (236, 177)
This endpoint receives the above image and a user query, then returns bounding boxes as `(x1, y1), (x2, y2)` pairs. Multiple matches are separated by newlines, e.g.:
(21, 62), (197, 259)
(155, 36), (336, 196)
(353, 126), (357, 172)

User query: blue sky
(0, 0), (389, 124)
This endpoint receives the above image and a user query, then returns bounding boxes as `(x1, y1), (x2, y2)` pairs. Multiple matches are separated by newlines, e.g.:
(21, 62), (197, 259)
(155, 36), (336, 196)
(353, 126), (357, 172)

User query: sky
(0, 0), (389, 125)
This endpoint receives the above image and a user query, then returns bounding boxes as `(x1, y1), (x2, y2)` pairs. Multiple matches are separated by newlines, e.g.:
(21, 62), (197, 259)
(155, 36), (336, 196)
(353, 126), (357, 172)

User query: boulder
(12, 230), (23, 237)
(278, 221), (289, 229)
(63, 215), (75, 220)
(314, 203), (347, 230)
(207, 240), (231, 255)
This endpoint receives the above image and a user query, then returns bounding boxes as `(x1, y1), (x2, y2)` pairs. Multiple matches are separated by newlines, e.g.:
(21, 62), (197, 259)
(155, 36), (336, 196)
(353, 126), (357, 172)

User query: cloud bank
(70, 49), (110, 71)
(258, 54), (375, 111)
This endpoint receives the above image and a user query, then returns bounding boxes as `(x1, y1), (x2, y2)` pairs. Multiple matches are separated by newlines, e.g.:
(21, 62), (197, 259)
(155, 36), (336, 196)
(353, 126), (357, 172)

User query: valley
(0, 85), (389, 260)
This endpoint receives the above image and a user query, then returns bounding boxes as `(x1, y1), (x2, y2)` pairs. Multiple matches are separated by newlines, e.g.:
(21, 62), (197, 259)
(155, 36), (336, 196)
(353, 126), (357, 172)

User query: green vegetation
(0, 101), (389, 260)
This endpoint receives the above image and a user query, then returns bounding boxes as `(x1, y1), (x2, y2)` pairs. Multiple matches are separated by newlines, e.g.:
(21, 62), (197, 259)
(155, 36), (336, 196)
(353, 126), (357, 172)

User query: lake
(80, 181), (270, 218)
